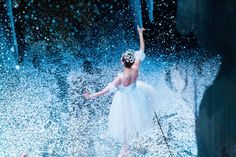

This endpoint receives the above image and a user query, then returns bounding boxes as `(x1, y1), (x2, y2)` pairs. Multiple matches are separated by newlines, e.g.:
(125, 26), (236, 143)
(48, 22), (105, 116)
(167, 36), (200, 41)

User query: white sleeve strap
(134, 50), (145, 62)
(107, 83), (118, 93)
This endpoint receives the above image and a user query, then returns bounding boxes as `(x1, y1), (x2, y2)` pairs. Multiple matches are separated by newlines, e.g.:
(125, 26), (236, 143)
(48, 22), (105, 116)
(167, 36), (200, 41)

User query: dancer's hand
(83, 90), (91, 99)
(137, 25), (145, 51)
(20, 154), (27, 157)
(137, 25), (146, 33)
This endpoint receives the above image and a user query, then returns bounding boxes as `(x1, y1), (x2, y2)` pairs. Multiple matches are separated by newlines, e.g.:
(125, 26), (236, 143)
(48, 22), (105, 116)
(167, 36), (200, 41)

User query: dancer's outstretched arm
(138, 25), (145, 51)
(133, 25), (146, 69)
(83, 76), (121, 99)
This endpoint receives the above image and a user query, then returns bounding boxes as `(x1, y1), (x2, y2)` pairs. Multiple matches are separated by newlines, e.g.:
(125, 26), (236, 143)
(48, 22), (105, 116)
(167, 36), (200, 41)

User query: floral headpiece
(122, 52), (135, 64)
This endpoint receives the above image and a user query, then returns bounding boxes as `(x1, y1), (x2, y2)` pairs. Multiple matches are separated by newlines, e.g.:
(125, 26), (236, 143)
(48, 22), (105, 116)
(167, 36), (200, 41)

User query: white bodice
(118, 82), (137, 93)
(107, 49), (145, 93)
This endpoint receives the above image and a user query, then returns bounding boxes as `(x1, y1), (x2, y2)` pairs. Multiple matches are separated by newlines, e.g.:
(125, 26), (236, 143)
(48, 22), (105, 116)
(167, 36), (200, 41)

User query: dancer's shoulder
(117, 72), (123, 78)
(134, 49), (145, 62)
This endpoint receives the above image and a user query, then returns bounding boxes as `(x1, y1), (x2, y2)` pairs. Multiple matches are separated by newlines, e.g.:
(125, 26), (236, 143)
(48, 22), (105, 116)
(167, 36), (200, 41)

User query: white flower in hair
(122, 51), (135, 63)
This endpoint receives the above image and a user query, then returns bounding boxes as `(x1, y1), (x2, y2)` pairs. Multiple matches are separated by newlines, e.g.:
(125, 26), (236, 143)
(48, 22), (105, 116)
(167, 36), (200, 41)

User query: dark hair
(121, 52), (135, 68)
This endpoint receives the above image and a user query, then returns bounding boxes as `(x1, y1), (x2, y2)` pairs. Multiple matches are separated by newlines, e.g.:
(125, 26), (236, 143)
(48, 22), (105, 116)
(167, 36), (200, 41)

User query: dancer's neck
(123, 67), (131, 73)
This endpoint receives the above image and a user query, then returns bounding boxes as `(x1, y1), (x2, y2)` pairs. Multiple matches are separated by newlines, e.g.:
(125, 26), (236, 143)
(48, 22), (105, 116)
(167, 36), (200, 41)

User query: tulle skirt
(107, 81), (158, 143)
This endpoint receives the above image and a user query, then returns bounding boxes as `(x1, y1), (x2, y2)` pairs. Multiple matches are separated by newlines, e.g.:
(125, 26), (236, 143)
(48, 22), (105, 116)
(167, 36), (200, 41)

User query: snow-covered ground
(0, 29), (221, 156)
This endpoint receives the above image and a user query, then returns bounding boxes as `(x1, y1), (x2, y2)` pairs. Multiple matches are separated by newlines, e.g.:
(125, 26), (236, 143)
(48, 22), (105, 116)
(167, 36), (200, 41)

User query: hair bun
(122, 52), (135, 64)
(121, 50), (135, 68)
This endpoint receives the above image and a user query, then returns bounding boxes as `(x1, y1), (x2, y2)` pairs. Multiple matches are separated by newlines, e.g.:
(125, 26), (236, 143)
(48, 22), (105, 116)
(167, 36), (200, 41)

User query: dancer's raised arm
(83, 76), (121, 99)
(138, 25), (145, 51)
(133, 25), (146, 69)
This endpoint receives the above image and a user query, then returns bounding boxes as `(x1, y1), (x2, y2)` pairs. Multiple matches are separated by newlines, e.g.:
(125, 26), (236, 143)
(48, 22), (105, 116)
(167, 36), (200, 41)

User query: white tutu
(107, 80), (159, 143)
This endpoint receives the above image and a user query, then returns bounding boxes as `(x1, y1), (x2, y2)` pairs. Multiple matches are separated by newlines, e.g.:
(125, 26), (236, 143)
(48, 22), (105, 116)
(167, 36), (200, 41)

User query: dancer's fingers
(83, 93), (90, 99)
(137, 25), (146, 32)
(83, 89), (90, 99)
(83, 89), (89, 94)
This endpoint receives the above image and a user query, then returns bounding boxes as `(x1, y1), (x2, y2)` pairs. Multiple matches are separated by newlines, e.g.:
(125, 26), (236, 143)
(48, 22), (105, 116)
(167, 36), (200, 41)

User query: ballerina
(84, 25), (158, 156)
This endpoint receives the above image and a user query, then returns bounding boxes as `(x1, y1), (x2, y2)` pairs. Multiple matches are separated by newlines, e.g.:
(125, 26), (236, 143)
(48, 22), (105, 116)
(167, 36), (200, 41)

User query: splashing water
(130, 0), (143, 27)
(145, 0), (154, 22)
(130, 0), (154, 27)
(0, 26), (221, 156)
(5, 0), (19, 65)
